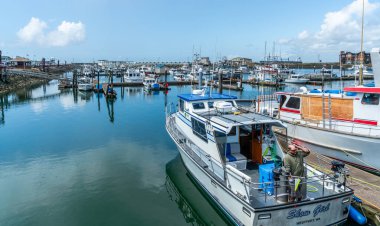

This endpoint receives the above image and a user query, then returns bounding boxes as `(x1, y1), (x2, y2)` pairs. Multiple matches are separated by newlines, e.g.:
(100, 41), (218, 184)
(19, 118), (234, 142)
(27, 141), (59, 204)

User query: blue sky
(1, 0), (380, 62)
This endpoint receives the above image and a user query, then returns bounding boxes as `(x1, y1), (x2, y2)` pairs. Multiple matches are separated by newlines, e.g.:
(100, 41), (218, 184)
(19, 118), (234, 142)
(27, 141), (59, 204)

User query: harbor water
(0, 79), (366, 226)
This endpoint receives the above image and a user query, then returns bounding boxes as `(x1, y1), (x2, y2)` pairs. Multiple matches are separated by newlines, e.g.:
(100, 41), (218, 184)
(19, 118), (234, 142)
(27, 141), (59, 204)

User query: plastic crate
(259, 163), (275, 195)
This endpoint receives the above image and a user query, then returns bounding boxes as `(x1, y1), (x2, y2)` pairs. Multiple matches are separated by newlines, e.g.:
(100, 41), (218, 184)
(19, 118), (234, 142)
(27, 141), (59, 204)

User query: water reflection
(106, 99), (115, 123)
(165, 155), (230, 226)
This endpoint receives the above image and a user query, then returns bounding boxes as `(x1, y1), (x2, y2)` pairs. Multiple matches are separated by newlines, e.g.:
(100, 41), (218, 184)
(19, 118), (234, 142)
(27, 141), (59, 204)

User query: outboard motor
(331, 160), (348, 187)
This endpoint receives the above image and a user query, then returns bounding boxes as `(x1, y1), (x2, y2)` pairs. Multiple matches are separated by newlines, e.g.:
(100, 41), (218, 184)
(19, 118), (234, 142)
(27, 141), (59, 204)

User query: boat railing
(280, 114), (380, 137)
(243, 166), (350, 205)
(166, 113), (226, 181)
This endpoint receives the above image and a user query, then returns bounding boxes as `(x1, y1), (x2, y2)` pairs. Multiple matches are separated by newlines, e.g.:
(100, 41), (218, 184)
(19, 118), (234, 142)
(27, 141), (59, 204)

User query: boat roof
(178, 93), (237, 102)
(200, 112), (285, 132)
(343, 86), (380, 94)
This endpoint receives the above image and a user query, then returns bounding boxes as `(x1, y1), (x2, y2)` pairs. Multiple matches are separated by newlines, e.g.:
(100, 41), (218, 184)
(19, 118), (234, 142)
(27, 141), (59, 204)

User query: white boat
(173, 73), (188, 81)
(77, 76), (93, 91)
(124, 69), (144, 84)
(143, 77), (160, 91)
(166, 90), (352, 226)
(354, 68), (374, 77)
(284, 74), (309, 84)
(272, 48), (380, 173)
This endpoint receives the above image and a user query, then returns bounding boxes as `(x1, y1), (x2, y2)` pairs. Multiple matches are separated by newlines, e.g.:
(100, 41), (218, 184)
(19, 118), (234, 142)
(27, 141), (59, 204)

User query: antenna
(359, 0), (365, 86)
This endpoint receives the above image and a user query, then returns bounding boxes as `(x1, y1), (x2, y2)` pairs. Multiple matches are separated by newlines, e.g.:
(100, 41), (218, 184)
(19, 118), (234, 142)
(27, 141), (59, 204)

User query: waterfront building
(230, 57), (253, 67)
(11, 56), (31, 68)
(340, 51), (371, 65)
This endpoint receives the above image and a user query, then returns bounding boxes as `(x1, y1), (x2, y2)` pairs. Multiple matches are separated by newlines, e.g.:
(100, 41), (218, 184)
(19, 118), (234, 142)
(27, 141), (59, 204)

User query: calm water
(0, 78), (365, 226)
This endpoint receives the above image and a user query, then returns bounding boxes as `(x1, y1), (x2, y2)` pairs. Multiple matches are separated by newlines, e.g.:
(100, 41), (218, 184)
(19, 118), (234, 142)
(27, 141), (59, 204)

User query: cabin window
(179, 99), (185, 112)
(279, 95), (287, 108)
(285, 97), (300, 109)
(193, 102), (205, 110)
(228, 126), (237, 136)
(191, 118), (208, 142)
(361, 93), (379, 105)
(208, 102), (214, 109)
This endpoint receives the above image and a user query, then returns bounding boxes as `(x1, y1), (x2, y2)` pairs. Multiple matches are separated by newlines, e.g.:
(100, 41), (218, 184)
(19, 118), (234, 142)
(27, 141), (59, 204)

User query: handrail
(280, 114), (380, 137)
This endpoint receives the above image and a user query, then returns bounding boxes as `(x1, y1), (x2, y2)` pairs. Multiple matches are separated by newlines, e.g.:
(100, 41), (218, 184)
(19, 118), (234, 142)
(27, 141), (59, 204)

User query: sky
(1, 0), (380, 63)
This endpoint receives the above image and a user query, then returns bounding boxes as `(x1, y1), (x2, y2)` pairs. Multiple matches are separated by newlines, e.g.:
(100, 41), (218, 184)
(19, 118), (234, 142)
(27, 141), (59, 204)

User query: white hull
(171, 130), (350, 226)
(284, 121), (380, 173)
(167, 114), (351, 226)
(123, 78), (143, 83)
(78, 84), (93, 91)
(284, 78), (309, 84)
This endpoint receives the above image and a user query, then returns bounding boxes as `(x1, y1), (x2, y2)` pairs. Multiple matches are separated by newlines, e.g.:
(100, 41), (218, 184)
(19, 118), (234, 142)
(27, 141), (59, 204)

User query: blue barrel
(349, 205), (367, 225)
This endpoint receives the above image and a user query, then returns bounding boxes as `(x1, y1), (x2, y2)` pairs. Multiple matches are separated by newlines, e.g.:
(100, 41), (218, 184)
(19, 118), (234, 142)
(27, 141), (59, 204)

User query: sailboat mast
(359, 0), (365, 85)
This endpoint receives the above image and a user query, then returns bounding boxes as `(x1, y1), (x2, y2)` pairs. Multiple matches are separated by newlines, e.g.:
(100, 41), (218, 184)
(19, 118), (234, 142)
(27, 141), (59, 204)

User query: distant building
(199, 57), (211, 66)
(1, 56), (12, 66)
(340, 51), (371, 64)
(11, 56), (31, 68)
(230, 57), (253, 67)
(155, 64), (166, 74)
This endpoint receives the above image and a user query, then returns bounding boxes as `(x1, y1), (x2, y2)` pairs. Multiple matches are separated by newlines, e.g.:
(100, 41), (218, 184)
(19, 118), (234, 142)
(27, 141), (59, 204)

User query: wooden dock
(306, 152), (380, 224)
(243, 80), (284, 87)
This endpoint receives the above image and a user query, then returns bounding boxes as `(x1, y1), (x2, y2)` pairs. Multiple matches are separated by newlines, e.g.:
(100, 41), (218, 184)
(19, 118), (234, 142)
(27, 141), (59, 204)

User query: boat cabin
(176, 91), (284, 173)
(277, 87), (380, 132)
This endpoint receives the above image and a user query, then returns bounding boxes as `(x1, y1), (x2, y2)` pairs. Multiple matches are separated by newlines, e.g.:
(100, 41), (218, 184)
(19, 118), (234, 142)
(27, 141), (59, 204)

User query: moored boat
(284, 74), (309, 84)
(124, 69), (144, 84)
(165, 89), (353, 225)
(143, 77), (160, 91)
(273, 48), (380, 174)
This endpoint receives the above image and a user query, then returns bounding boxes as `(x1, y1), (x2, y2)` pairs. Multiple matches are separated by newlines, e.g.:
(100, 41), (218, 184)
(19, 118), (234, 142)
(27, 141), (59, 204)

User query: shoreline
(0, 75), (50, 95)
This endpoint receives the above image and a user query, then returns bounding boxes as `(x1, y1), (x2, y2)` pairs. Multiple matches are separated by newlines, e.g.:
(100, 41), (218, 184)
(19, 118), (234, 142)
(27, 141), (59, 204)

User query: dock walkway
(306, 152), (380, 224)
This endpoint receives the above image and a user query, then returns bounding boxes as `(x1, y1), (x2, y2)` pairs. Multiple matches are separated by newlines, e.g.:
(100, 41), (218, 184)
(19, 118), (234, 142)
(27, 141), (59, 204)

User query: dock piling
(218, 71), (223, 94)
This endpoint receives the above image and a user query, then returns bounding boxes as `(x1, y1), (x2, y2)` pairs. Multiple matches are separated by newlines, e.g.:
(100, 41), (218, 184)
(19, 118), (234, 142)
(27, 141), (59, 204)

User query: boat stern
(252, 194), (352, 226)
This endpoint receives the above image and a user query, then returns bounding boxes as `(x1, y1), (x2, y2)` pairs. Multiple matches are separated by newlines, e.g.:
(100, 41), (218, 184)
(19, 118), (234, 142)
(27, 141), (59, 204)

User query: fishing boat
(173, 72), (188, 81)
(273, 48), (380, 173)
(284, 74), (309, 84)
(143, 77), (160, 91)
(124, 69), (144, 84)
(165, 89), (353, 226)
(77, 76), (93, 91)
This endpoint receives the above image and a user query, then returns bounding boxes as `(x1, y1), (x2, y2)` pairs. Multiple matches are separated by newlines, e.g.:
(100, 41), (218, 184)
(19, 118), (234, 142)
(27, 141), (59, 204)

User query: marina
(0, 75), (378, 225)
(2, 0), (380, 225)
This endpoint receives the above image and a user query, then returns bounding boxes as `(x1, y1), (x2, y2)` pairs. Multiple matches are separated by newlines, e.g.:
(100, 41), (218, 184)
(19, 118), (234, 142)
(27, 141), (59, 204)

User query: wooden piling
(218, 72), (223, 94)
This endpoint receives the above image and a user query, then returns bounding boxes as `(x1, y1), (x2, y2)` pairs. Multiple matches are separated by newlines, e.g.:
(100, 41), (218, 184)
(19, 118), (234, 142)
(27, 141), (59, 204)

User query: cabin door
(251, 125), (263, 164)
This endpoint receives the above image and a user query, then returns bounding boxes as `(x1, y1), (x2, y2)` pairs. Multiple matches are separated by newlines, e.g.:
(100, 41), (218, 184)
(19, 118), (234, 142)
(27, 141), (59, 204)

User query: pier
(307, 152), (380, 225)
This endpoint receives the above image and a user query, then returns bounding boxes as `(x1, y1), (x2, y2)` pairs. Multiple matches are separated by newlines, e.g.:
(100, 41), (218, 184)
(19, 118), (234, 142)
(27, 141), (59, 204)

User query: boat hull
(168, 125), (351, 226)
(284, 121), (380, 173)
(284, 79), (309, 84)
(78, 84), (93, 91)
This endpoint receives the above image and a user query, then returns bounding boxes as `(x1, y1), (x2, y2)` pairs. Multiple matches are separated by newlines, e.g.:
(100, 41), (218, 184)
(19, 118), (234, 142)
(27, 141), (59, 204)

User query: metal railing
(280, 114), (380, 137)
(166, 114), (225, 181)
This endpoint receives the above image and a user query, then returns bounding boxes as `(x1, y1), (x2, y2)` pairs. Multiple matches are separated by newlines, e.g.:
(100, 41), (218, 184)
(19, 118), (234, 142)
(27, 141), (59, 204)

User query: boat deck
(241, 161), (342, 208)
(306, 152), (380, 223)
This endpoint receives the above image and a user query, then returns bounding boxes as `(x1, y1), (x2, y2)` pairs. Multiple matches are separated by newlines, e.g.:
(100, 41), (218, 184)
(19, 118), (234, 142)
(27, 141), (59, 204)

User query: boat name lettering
(313, 203), (330, 217)
(287, 209), (310, 219)
(287, 203), (330, 219)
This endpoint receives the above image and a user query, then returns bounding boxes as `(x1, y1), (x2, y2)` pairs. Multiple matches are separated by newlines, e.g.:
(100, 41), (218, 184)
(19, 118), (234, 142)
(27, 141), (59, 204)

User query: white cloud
(281, 0), (380, 61)
(17, 17), (85, 47)
(17, 17), (47, 43)
(278, 38), (290, 44)
(298, 30), (309, 40)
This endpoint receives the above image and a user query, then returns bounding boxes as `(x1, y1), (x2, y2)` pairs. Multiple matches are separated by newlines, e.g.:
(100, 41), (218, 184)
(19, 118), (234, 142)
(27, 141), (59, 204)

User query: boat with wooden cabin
(274, 48), (380, 173)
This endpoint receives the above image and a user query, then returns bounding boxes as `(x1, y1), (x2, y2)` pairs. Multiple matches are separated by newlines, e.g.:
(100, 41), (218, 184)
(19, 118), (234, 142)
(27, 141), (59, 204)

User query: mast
(359, 0), (365, 85)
